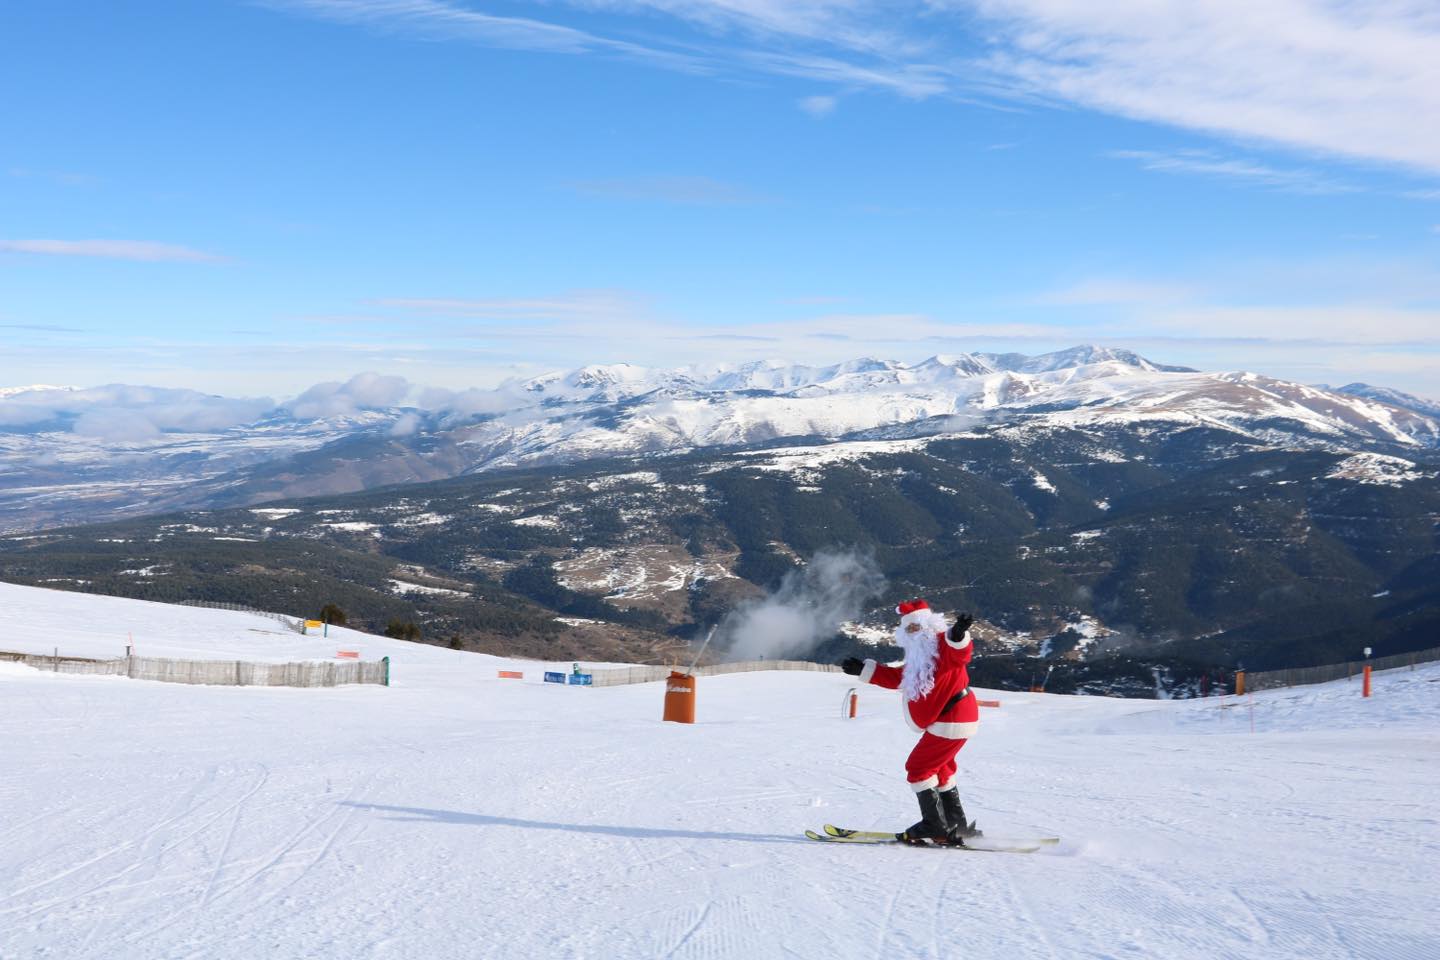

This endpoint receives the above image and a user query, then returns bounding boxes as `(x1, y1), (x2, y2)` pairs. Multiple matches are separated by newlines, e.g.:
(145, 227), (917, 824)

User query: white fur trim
(938, 775), (957, 791)
(901, 699), (923, 733)
(926, 720), (978, 740)
(899, 610), (930, 629)
(859, 659), (877, 683)
(944, 629), (971, 650)
(909, 775), (939, 792)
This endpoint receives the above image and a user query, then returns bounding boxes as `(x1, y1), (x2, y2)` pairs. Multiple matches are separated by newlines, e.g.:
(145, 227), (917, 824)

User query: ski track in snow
(2, 582), (1439, 959)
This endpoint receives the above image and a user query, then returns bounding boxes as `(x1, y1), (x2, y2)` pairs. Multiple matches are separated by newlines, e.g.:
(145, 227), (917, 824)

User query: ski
(822, 824), (1059, 848)
(805, 829), (1047, 854)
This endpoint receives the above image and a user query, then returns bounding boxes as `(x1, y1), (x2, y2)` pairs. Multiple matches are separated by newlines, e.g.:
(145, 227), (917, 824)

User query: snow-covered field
(2, 582), (1437, 960)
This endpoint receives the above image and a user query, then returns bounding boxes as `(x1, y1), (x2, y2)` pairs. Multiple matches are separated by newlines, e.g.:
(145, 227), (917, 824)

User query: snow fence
(178, 600), (305, 633)
(588, 659), (841, 687)
(0, 650), (389, 688)
(1245, 644), (1440, 692)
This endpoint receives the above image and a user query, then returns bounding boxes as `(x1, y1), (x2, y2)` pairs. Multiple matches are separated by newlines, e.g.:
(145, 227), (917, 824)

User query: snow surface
(2, 581), (1438, 959)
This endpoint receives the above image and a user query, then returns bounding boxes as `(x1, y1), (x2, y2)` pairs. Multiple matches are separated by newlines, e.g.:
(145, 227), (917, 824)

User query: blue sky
(2, 0), (1439, 399)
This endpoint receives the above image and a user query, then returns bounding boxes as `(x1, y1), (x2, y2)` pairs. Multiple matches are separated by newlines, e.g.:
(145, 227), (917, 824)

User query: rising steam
(719, 548), (886, 661)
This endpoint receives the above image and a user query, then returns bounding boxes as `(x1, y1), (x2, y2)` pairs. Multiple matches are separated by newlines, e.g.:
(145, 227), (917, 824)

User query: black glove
(954, 613), (974, 634)
(840, 657), (864, 676)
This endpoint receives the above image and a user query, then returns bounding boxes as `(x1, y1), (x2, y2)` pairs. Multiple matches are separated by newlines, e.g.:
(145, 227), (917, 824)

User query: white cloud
(1036, 278), (1197, 306)
(1138, 305), (1440, 346)
(267, 0), (949, 98)
(961, 0), (1440, 174)
(271, 1), (1440, 175)
(0, 239), (223, 262)
(0, 385), (276, 435)
(269, 0), (634, 54)
(798, 94), (838, 116)
(374, 289), (643, 322)
(286, 372), (412, 418)
(1108, 149), (1359, 194)
(71, 409), (163, 443)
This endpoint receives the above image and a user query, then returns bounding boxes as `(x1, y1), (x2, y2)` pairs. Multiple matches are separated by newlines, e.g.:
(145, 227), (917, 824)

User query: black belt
(940, 687), (972, 717)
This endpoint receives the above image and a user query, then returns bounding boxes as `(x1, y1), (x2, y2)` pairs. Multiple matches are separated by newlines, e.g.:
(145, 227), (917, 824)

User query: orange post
(497, 670), (524, 679)
(336, 650), (360, 659)
(977, 699), (1001, 708)
(1234, 671), (1246, 696)
(663, 671), (696, 723)
(848, 691), (857, 718)
(1363, 665), (1372, 698)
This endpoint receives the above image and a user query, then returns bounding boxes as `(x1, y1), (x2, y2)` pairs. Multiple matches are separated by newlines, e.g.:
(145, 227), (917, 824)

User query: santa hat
(896, 598), (931, 628)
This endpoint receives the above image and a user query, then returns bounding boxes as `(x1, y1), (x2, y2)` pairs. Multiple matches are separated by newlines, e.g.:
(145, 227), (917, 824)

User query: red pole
(848, 692), (857, 718)
(1363, 664), (1372, 698)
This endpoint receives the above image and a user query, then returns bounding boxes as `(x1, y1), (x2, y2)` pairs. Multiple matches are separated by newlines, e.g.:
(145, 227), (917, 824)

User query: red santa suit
(857, 601), (978, 792)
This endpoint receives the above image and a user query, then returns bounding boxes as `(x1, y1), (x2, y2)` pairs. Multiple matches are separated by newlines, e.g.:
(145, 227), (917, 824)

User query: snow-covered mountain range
(2, 346), (1437, 532)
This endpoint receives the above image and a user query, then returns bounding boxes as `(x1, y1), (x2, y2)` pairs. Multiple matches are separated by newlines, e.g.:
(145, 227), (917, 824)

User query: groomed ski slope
(1, 582), (1436, 960)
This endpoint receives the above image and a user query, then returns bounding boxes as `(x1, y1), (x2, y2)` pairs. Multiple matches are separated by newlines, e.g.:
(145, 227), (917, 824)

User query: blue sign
(543, 671), (566, 684)
(568, 673), (593, 686)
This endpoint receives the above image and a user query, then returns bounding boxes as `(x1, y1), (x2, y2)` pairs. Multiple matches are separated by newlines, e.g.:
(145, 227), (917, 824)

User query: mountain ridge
(2, 346), (1436, 533)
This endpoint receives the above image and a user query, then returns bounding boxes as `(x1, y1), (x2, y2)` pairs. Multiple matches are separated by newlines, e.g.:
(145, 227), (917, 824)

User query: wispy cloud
(266, 0), (654, 56)
(264, 0), (935, 94)
(1108, 149), (1359, 194)
(1140, 305), (1440, 347)
(568, 175), (767, 205)
(268, 1), (1440, 176)
(7, 167), (97, 187)
(960, 0), (1440, 175)
(0, 323), (87, 332)
(1036, 278), (1197, 306)
(374, 289), (644, 322)
(798, 94), (838, 116)
(0, 239), (223, 262)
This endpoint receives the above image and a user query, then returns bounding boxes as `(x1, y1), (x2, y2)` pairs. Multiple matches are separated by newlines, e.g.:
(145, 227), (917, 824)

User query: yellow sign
(305, 619), (324, 629)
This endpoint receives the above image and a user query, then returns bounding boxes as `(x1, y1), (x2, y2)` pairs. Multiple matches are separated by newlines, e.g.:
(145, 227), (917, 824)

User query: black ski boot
(938, 787), (981, 841)
(903, 787), (951, 843)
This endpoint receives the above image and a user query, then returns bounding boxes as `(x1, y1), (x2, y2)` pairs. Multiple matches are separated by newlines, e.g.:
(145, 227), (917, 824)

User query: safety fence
(589, 659), (841, 687)
(0, 649), (389, 688)
(1244, 645), (1440, 692)
(179, 600), (304, 634)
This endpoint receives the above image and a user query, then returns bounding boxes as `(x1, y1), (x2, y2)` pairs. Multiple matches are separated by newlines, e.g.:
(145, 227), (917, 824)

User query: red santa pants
(905, 732), (967, 792)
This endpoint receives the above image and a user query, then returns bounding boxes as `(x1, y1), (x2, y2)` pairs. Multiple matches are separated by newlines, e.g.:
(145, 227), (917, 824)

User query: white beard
(894, 611), (947, 701)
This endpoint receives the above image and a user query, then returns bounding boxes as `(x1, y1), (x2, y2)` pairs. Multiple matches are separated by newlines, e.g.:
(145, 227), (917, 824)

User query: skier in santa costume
(841, 599), (980, 843)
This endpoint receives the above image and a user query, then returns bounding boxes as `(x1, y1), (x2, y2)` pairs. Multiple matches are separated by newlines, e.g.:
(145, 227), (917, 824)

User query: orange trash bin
(663, 671), (696, 723)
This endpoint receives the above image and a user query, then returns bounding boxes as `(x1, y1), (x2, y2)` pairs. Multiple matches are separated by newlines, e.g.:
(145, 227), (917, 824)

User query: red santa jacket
(858, 627), (978, 740)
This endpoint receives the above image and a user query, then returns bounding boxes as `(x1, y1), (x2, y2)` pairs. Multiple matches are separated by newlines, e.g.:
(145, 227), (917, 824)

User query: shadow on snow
(342, 801), (809, 845)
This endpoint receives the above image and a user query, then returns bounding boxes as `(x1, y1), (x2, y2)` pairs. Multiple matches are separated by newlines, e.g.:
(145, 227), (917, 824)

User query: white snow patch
(737, 438), (933, 476)
(1326, 453), (1428, 486)
(388, 579), (470, 598)
(586, 471), (661, 490)
(512, 514), (561, 528)
(393, 512), (451, 527)
(325, 521), (381, 535)
(117, 565), (166, 577)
